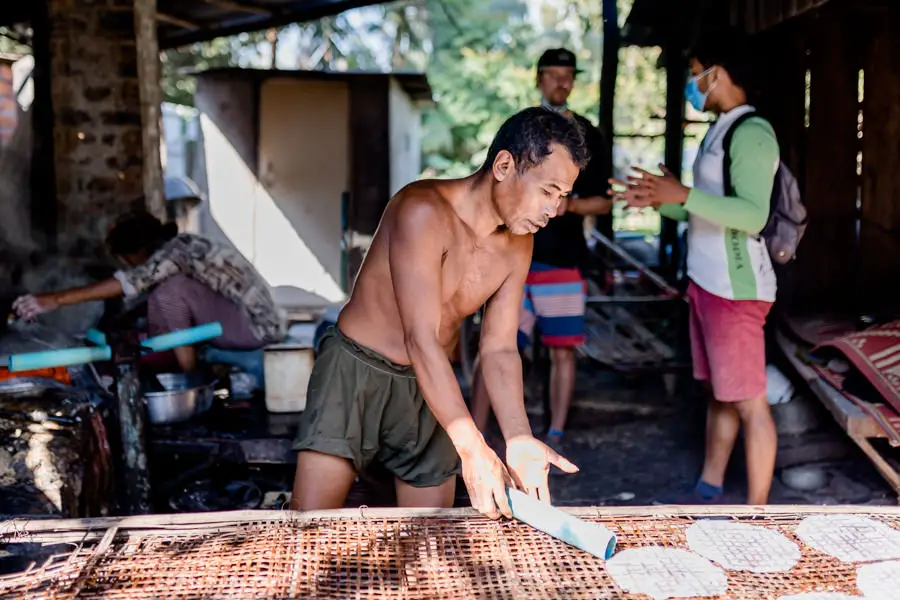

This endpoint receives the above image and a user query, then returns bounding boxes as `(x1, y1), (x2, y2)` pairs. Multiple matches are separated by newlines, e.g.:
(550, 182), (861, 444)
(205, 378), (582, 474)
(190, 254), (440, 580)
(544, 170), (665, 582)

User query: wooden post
(859, 3), (900, 311)
(134, 0), (166, 221)
(753, 22), (808, 316)
(793, 3), (861, 313)
(30, 0), (57, 251)
(659, 40), (686, 279)
(112, 333), (152, 515)
(596, 0), (618, 244)
(754, 23), (807, 185)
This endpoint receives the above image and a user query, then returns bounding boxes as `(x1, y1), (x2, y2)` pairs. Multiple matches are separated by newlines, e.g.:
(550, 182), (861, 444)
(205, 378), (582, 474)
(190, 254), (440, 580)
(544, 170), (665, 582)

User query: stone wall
(48, 0), (145, 260)
(0, 0), (153, 334)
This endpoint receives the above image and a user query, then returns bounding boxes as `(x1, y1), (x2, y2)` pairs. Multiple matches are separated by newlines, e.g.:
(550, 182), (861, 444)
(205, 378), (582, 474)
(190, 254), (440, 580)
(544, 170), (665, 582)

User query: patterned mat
(814, 320), (900, 413)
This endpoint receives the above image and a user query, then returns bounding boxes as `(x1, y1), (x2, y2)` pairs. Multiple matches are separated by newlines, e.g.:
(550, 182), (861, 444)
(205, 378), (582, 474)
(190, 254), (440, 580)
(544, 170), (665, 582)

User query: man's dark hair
(690, 27), (756, 93)
(106, 209), (178, 256)
(480, 107), (590, 175)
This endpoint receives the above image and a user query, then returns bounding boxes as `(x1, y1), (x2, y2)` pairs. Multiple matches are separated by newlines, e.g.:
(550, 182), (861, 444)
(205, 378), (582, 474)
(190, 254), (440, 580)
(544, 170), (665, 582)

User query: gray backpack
(723, 112), (808, 265)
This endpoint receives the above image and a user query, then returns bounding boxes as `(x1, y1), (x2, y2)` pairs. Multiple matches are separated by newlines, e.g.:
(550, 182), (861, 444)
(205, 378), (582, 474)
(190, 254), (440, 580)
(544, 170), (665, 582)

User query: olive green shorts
(294, 327), (460, 488)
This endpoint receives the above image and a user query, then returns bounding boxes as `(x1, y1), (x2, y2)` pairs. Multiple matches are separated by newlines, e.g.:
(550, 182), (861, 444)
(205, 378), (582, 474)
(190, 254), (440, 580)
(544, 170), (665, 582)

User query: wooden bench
(776, 329), (900, 497)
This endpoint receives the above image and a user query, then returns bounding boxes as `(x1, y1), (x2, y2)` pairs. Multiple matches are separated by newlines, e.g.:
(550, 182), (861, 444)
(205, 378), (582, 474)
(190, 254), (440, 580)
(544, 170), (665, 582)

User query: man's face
(493, 144), (580, 235)
(538, 67), (575, 107)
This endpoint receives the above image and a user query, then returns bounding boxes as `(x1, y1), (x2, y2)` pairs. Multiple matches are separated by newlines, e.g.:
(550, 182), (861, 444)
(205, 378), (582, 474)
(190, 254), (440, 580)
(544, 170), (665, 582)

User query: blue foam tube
(85, 328), (107, 346)
(506, 488), (617, 560)
(8, 346), (112, 372)
(141, 322), (223, 353)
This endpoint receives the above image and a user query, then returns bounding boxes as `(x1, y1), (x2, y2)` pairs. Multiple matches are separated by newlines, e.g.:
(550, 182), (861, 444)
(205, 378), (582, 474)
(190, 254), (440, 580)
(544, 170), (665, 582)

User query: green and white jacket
(662, 105), (780, 302)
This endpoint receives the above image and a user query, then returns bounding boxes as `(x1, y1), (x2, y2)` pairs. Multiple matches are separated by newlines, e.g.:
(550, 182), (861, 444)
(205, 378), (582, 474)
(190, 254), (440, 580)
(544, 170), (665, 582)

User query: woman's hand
(609, 163), (690, 208)
(12, 294), (59, 321)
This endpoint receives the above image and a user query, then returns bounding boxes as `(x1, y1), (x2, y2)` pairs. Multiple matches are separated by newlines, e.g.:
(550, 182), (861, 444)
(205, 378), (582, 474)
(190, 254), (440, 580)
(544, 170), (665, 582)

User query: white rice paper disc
(779, 594), (861, 600)
(857, 560), (900, 600)
(605, 546), (727, 600)
(796, 515), (900, 563)
(686, 520), (801, 573)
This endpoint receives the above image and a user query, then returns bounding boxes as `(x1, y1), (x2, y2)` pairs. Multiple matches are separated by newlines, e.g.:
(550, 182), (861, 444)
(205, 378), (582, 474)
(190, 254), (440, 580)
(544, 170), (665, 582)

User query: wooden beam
(776, 330), (886, 440)
(156, 12), (200, 31)
(134, 0), (166, 222)
(9, 504), (900, 541)
(203, 0), (271, 16)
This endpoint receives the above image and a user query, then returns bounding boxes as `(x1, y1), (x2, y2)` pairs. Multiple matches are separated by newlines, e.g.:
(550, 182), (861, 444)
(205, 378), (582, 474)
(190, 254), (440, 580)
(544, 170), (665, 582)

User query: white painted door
(255, 78), (349, 307)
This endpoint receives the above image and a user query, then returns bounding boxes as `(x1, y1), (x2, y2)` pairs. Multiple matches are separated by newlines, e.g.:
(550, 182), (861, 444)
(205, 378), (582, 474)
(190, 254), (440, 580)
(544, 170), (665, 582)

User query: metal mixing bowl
(144, 373), (216, 425)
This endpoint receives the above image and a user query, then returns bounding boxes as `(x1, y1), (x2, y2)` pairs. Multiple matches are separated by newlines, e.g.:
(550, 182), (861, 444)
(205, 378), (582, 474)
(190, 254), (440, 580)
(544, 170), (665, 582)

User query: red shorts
(687, 281), (773, 402)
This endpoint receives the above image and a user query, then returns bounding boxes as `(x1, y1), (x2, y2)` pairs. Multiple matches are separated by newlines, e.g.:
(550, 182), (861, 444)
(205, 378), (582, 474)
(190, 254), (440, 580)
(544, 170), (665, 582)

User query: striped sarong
(518, 262), (586, 348)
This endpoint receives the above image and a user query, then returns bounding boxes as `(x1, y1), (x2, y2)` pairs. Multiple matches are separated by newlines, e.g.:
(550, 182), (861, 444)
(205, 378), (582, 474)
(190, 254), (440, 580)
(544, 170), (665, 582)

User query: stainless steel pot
(143, 373), (216, 425)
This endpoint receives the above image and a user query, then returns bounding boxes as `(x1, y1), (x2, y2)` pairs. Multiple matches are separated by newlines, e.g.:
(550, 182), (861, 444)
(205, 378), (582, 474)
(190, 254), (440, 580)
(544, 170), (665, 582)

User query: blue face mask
(685, 68), (715, 112)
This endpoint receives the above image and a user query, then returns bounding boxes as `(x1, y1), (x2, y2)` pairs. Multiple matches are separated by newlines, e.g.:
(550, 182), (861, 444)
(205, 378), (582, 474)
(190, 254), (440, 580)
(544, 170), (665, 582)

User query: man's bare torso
(338, 180), (529, 365)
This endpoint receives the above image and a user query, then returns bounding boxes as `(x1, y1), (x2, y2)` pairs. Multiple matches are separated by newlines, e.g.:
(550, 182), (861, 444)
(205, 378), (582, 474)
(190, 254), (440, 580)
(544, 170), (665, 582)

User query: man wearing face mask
(471, 48), (612, 446)
(612, 31), (779, 505)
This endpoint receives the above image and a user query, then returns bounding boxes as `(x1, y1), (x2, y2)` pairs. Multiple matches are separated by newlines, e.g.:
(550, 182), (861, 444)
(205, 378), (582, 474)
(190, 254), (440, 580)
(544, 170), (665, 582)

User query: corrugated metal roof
(156, 0), (389, 48)
(0, 1), (390, 49)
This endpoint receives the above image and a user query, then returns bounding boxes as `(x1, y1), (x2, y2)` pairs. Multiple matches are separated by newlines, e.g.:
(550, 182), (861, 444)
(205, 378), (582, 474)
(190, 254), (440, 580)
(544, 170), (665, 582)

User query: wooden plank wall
(750, 0), (900, 315)
(799, 1), (861, 313)
(859, 3), (900, 312)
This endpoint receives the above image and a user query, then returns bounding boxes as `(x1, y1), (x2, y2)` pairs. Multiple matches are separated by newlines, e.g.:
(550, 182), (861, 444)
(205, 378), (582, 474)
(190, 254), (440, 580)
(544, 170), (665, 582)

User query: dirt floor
(476, 359), (896, 508)
(155, 355), (897, 513)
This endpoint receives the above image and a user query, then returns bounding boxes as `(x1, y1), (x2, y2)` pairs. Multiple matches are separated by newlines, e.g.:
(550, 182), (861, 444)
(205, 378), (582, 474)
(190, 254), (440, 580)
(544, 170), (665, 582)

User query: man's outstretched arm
(478, 236), (578, 503)
(477, 237), (533, 442)
(388, 196), (512, 519)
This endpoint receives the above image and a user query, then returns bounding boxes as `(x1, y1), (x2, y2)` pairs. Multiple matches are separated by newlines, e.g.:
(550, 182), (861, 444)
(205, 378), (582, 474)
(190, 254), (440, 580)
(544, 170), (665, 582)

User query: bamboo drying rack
(2, 504), (900, 599)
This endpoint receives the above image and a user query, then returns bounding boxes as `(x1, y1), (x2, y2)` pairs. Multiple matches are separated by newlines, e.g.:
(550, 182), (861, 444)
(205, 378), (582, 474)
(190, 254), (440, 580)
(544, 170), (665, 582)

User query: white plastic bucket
(263, 344), (314, 413)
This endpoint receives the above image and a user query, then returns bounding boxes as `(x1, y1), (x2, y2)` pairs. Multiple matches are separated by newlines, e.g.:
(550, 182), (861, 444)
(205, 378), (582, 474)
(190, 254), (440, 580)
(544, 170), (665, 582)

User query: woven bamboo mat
(2, 506), (899, 599)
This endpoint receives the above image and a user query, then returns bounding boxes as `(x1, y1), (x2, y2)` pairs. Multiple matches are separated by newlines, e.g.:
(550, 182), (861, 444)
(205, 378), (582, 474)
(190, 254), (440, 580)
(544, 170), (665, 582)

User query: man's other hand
(505, 435), (579, 505)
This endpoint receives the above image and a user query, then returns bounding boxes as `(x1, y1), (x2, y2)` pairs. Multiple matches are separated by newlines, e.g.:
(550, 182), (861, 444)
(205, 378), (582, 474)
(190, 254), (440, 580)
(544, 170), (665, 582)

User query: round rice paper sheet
(687, 520), (801, 573)
(779, 594), (861, 600)
(796, 515), (900, 562)
(606, 546), (727, 600)
(857, 560), (900, 600)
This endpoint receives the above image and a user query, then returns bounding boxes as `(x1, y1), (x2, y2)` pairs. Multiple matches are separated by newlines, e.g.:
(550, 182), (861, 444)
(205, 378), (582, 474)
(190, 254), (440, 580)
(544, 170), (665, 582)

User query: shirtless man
(291, 107), (589, 519)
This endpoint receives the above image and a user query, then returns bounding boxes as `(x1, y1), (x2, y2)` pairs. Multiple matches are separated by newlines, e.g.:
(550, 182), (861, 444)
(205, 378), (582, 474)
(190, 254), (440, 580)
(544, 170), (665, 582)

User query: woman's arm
(13, 278), (123, 320)
(659, 204), (689, 221)
(682, 118), (779, 233)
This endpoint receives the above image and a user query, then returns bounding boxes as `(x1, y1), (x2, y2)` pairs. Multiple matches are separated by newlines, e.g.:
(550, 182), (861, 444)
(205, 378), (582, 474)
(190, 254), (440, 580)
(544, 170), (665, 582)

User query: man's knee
(550, 346), (575, 365)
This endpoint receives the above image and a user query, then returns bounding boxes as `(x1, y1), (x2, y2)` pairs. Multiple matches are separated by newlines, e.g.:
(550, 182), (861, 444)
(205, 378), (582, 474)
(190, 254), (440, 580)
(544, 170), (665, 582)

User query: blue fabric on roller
(506, 488), (616, 560)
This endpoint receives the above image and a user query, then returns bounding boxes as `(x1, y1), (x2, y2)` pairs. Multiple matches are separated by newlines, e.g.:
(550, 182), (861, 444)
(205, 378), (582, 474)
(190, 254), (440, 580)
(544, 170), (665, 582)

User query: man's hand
(458, 438), (515, 520)
(505, 435), (579, 504)
(609, 163), (689, 208)
(12, 294), (59, 321)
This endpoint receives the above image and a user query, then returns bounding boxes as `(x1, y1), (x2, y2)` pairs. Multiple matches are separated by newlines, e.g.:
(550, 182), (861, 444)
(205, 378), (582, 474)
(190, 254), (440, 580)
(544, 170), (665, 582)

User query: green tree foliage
(160, 0), (667, 228)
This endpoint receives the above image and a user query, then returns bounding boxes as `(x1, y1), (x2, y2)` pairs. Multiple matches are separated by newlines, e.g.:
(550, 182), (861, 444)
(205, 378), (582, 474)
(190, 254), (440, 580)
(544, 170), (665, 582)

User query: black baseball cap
(537, 48), (582, 73)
